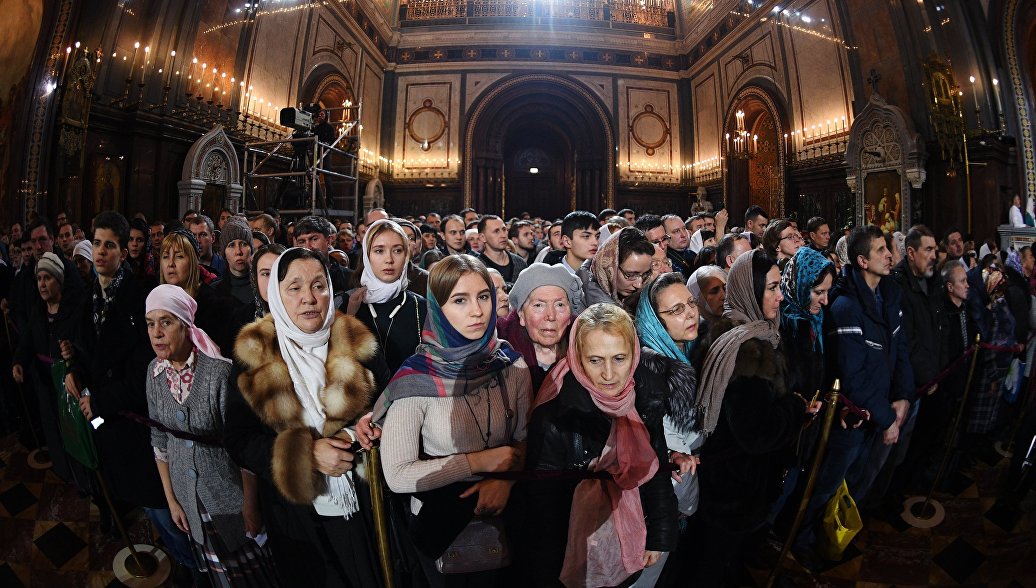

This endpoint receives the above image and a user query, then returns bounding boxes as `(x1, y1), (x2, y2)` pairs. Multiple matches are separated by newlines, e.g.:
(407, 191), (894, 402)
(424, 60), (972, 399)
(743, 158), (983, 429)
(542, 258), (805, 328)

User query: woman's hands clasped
(313, 433), (356, 477)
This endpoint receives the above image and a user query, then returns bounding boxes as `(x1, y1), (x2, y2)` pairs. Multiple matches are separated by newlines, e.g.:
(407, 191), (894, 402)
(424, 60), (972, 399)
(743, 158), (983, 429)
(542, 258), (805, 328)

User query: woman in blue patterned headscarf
(770, 245), (837, 525)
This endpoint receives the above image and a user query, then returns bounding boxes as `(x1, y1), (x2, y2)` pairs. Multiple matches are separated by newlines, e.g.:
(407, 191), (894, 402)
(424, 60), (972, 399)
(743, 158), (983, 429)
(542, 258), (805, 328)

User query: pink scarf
(145, 284), (229, 362)
(533, 327), (658, 587)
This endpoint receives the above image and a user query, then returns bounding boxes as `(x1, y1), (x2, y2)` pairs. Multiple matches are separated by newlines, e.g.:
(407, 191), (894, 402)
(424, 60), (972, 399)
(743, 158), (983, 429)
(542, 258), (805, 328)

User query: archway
(723, 86), (787, 222)
(464, 74), (614, 216)
(177, 126), (243, 218)
(305, 70), (355, 124)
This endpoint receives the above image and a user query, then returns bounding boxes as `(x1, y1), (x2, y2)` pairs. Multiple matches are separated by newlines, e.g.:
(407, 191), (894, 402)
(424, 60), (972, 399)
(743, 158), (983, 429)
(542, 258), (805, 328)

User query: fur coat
(233, 311), (378, 504)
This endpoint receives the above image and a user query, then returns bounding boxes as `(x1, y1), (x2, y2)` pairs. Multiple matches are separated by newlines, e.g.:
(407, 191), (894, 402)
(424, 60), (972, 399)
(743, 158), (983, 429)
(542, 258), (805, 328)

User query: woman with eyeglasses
(578, 227), (657, 307)
(762, 219), (803, 268)
(630, 273), (702, 586)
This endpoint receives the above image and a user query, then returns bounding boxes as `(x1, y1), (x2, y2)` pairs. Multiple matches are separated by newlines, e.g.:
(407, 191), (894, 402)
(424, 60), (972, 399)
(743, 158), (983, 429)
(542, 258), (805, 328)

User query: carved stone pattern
(202, 152), (229, 183)
(860, 121), (903, 169)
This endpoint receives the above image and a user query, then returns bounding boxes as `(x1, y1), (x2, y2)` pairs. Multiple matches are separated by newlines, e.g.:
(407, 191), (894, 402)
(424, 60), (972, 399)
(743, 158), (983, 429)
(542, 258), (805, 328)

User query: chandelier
(726, 110), (757, 160)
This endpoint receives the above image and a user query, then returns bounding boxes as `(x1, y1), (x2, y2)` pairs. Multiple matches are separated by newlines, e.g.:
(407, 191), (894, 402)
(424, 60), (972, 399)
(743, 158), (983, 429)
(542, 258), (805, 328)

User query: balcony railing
(402, 0), (675, 28)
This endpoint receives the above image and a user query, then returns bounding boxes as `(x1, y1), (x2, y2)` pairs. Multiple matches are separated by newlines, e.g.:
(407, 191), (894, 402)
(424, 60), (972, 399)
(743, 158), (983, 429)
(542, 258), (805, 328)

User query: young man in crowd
(439, 214), (469, 255)
(744, 205), (769, 240)
(509, 220), (537, 263)
(461, 207), (480, 227)
(944, 227), (967, 270)
(686, 214), (706, 234)
(795, 225), (914, 567)
(560, 211), (600, 275)
(149, 220), (165, 253)
(188, 215), (227, 276)
(864, 225), (940, 511)
(476, 215), (527, 285)
(57, 221), (77, 257)
(618, 208), (636, 225)
(534, 220), (566, 264)
(218, 208), (234, 231)
(807, 216), (832, 251)
(64, 211), (196, 579)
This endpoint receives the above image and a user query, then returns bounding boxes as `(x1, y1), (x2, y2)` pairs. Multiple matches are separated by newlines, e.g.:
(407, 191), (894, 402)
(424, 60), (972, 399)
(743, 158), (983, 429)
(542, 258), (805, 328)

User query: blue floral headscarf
(780, 247), (833, 351)
(636, 277), (696, 363)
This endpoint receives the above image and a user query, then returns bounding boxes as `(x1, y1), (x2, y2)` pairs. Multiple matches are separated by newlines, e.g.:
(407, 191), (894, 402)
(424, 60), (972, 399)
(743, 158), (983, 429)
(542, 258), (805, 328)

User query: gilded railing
(402, 0), (674, 26)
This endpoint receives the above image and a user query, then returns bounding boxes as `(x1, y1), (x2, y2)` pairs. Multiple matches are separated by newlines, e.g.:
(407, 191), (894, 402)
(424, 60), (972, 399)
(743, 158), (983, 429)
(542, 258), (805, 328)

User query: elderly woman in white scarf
(345, 219), (428, 373)
(224, 247), (390, 587)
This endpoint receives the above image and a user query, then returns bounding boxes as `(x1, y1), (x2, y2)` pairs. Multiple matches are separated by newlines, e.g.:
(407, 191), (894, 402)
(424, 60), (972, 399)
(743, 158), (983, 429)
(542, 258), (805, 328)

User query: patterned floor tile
(32, 521), (88, 569)
(857, 531), (931, 585)
(35, 483), (89, 523)
(0, 483), (38, 518)
(932, 536), (986, 584)
(0, 517), (36, 563)
(0, 563), (26, 588)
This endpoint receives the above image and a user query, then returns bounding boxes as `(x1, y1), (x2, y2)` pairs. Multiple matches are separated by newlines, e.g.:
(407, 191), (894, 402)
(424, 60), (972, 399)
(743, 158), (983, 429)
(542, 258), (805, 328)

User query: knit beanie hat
(73, 239), (93, 262)
(36, 252), (64, 286)
(508, 262), (585, 316)
(218, 216), (253, 254)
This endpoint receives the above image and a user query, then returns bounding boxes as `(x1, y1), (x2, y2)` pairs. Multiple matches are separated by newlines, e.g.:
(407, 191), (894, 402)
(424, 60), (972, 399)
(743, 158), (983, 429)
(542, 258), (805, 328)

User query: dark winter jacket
(693, 317), (809, 533)
(891, 259), (943, 389)
(826, 265), (915, 429)
(523, 350), (680, 586)
(71, 273), (165, 508)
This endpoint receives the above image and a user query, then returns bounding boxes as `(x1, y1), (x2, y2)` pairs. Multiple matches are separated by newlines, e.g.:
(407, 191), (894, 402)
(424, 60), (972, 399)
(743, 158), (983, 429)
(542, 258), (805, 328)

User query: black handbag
(434, 374), (515, 574)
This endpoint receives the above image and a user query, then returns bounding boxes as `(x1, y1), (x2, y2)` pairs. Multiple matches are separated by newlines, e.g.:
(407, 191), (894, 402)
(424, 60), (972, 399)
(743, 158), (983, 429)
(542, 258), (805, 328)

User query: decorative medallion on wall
(202, 152), (229, 183)
(630, 104), (670, 156)
(406, 99), (448, 151)
(516, 147), (551, 172)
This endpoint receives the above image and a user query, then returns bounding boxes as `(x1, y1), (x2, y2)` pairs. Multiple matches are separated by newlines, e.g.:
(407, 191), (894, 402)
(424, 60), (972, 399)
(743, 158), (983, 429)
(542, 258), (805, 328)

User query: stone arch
(722, 83), (789, 219)
(301, 67), (355, 124)
(463, 74), (615, 214)
(176, 126), (243, 218)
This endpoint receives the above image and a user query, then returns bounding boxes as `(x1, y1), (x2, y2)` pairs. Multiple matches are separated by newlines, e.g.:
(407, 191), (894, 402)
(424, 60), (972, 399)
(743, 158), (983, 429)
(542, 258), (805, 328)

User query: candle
(969, 75), (979, 111)
(267, 101), (272, 123)
(258, 99), (264, 120)
(211, 67), (218, 101)
(60, 46), (71, 81)
(992, 78), (1003, 116)
(140, 45), (150, 84)
(129, 41), (140, 80)
(164, 50), (175, 87)
(187, 57), (197, 93)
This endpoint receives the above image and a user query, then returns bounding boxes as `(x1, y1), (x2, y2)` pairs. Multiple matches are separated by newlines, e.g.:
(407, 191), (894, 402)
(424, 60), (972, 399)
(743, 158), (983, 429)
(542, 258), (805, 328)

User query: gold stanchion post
(367, 446), (395, 588)
(767, 380), (841, 588)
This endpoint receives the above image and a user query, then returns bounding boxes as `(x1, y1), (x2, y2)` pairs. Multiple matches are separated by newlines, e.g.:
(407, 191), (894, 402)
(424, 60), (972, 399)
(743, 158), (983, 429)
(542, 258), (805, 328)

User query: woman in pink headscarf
(523, 303), (677, 587)
(144, 284), (276, 586)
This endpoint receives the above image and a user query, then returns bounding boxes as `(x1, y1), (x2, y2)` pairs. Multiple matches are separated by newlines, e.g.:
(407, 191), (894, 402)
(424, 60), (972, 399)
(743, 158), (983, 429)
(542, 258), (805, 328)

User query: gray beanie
(218, 216), (253, 254)
(36, 251), (64, 286)
(508, 262), (585, 316)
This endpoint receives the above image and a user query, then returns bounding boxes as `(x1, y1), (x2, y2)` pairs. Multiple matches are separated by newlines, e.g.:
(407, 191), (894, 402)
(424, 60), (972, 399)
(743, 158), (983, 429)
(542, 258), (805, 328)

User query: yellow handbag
(818, 480), (863, 560)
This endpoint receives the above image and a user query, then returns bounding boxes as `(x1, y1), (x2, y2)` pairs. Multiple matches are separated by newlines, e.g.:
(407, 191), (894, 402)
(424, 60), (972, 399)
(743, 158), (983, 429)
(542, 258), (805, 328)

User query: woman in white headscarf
(225, 247), (390, 587)
(345, 219), (428, 373)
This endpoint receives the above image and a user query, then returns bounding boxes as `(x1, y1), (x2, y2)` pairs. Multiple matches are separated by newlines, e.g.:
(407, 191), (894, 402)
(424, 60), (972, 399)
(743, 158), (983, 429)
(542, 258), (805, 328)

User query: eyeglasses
(658, 299), (699, 319)
(618, 266), (653, 282)
(650, 234), (672, 246)
(780, 233), (804, 243)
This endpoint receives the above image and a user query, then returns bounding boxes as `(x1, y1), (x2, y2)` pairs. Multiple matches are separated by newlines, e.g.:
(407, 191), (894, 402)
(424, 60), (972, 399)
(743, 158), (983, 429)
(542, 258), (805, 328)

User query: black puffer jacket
(695, 317), (808, 534)
(523, 349), (679, 587)
(891, 259), (943, 389)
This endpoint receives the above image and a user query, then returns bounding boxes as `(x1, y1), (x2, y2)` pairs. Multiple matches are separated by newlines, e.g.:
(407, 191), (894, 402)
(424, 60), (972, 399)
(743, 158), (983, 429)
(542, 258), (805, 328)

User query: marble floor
(0, 431), (1034, 587)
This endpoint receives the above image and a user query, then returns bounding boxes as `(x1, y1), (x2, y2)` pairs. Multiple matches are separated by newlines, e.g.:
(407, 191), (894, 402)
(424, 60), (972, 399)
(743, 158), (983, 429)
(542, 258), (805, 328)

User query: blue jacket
(826, 265), (915, 429)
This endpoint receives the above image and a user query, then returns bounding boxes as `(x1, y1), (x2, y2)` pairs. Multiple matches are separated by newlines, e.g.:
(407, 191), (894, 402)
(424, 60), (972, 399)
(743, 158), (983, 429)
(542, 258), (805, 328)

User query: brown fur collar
(234, 311), (378, 436)
(234, 312), (378, 504)
(695, 316), (788, 396)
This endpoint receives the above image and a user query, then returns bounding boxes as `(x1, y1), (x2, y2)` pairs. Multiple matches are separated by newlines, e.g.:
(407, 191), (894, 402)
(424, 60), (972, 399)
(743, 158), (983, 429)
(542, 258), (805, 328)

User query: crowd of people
(1, 201), (1034, 588)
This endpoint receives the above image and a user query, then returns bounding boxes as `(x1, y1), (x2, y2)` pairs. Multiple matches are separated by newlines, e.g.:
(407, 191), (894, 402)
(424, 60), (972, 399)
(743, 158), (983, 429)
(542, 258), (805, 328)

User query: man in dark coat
(868, 225), (941, 509)
(794, 225), (915, 564)
(65, 211), (194, 569)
